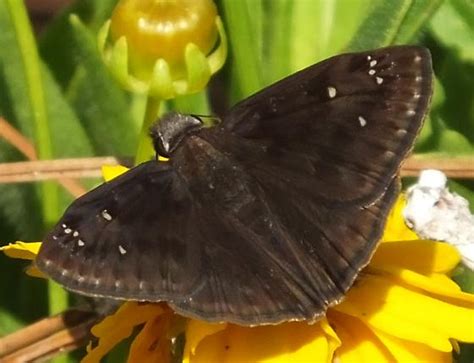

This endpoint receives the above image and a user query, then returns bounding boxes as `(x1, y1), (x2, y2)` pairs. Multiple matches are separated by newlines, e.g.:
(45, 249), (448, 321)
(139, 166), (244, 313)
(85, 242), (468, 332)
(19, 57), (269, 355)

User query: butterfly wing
(173, 182), (399, 324)
(220, 45), (432, 204)
(167, 45), (431, 324)
(37, 161), (203, 300)
(37, 46), (432, 326)
(165, 134), (400, 324)
(37, 154), (397, 326)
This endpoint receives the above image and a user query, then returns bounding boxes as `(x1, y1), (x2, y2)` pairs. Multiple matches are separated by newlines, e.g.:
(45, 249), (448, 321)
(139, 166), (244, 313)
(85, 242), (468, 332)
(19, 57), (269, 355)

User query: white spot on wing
(77, 239), (85, 247)
(52, 236), (58, 240)
(358, 116), (367, 127)
(368, 69), (376, 76)
(64, 228), (72, 234)
(396, 129), (408, 137)
(269, 96), (278, 112)
(370, 60), (377, 67)
(118, 245), (127, 255)
(61, 224), (67, 228)
(367, 55), (372, 60)
(327, 86), (337, 98)
(73, 231), (79, 237)
(102, 209), (112, 221)
(384, 150), (395, 159)
(376, 76), (383, 84)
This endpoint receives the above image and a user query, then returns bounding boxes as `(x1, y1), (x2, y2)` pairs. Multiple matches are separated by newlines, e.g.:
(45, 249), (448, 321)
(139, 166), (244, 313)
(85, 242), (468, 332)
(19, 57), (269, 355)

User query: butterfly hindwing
(156, 133), (399, 325)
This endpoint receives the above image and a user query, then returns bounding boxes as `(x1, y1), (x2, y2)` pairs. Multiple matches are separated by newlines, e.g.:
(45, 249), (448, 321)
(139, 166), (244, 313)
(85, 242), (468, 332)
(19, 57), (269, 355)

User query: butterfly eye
(150, 112), (203, 157)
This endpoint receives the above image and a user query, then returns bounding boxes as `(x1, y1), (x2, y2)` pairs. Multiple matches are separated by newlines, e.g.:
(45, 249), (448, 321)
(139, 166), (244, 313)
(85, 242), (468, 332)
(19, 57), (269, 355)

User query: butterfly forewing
(37, 46), (433, 326)
(38, 162), (203, 300)
(223, 46), (432, 205)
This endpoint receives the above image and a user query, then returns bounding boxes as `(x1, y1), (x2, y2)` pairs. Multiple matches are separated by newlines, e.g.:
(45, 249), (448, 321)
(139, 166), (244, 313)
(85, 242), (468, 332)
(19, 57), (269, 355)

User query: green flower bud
(99, 0), (227, 99)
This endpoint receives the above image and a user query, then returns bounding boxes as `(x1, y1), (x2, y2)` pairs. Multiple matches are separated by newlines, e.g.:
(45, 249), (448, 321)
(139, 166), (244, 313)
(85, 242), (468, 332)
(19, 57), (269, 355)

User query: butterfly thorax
(150, 112), (204, 157)
(172, 130), (258, 216)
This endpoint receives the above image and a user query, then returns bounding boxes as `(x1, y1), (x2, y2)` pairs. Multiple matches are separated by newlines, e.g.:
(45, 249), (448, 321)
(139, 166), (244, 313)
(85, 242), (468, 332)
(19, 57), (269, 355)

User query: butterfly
(37, 45), (433, 326)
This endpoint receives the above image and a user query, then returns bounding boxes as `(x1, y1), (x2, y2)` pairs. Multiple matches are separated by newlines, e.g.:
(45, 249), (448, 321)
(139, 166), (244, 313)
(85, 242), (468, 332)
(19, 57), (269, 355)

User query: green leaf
(0, 256), (49, 334)
(348, 0), (442, 51)
(66, 15), (138, 156)
(416, 56), (474, 155)
(39, 0), (138, 157)
(432, 52), (474, 147)
(452, 264), (474, 294)
(263, 0), (293, 83)
(0, 307), (24, 335)
(0, 0), (94, 323)
(43, 67), (95, 159)
(452, 263), (474, 362)
(393, 0), (444, 43)
(221, 0), (264, 100)
(290, 0), (371, 69)
(39, 0), (119, 88)
(430, 0), (474, 62)
(0, 0), (93, 217)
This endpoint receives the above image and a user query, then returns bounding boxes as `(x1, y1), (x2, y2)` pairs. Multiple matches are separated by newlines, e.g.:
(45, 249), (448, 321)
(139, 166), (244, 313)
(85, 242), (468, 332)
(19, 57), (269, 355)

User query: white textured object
(404, 169), (474, 270)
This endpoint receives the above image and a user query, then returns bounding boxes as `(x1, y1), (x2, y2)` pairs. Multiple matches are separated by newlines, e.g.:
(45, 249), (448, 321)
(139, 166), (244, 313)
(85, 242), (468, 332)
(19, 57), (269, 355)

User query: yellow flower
(2, 167), (474, 362)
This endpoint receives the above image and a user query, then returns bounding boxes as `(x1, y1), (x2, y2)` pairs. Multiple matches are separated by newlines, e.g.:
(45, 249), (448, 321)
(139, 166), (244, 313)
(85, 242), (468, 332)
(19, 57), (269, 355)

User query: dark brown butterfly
(37, 46), (433, 326)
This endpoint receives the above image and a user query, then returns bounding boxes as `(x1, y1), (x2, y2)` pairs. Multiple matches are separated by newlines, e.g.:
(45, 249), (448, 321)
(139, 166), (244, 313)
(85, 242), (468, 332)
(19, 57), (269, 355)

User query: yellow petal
(373, 328), (452, 363)
(381, 196), (419, 242)
(371, 240), (460, 274)
(0, 241), (41, 260)
(185, 320), (337, 363)
(101, 161), (167, 183)
(25, 265), (47, 278)
(328, 311), (395, 362)
(334, 274), (474, 351)
(0, 242), (46, 278)
(319, 317), (342, 357)
(184, 320), (228, 360)
(128, 311), (173, 363)
(82, 302), (164, 363)
(101, 165), (129, 181)
(368, 267), (474, 307)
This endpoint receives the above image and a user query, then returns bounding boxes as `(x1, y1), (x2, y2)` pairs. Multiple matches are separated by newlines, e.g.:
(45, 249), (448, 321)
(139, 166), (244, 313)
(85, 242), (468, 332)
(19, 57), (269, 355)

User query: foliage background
(0, 0), (473, 362)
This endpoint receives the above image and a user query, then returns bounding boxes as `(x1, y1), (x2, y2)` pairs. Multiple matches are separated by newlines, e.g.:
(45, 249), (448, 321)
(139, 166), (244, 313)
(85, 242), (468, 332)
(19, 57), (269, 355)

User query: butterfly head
(150, 112), (204, 158)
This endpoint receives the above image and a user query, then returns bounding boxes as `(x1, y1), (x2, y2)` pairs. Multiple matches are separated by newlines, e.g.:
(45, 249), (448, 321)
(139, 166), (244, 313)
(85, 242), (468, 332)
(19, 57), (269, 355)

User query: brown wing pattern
(37, 46), (432, 326)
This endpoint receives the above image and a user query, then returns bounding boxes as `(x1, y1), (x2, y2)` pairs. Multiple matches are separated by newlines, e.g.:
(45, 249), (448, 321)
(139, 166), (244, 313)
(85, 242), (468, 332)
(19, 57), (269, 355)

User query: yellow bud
(99, 0), (226, 98)
(110, 0), (218, 80)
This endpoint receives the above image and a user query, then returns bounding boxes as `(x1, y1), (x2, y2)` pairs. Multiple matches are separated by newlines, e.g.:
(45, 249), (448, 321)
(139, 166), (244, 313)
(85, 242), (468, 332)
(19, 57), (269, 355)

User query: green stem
(7, 0), (68, 316)
(135, 97), (161, 164)
(221, 0), (264, 100)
